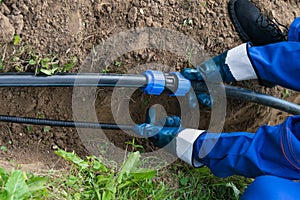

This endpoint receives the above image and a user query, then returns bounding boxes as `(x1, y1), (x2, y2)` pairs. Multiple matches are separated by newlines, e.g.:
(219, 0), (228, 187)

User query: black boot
(229, 0), (287, 46)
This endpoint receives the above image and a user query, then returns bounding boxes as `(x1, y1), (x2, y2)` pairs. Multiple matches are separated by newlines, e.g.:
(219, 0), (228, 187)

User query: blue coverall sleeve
(248, 41), (300, 91)
(193, 115), (300, 179)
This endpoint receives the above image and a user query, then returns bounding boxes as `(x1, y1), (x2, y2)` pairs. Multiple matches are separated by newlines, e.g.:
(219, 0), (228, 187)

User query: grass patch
(48, 150), (251, 199)
(0, 149), (251, 199)
(169, 163), (252, 200)
(50, 149), (172, 200)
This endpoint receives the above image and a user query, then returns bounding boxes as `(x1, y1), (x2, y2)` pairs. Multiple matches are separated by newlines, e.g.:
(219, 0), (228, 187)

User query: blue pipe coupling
(143, 70), (191, 96)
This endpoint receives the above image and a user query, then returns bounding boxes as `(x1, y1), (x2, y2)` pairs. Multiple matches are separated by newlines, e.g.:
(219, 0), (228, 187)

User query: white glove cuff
(176, 129), (205, 167)
(225, 43), (257, 81)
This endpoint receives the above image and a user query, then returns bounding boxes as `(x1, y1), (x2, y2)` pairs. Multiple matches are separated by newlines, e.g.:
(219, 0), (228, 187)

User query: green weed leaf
(5, 170), (28, 200)
(41, 58), (50, 69)
(55, 149), (89, 169)
(13, 35), (20, 45)
(43, 126), (51, 132)
(92, 159), (108, 172)
(63, 56), (77, 72)
(26, 126), (32, 132)
(131, 168), (157, 180)
(66, 175), (77, 186)
(117, 152), (140, 183)
(28, 59), (36, 65)
(40, 67), (58, 76)
(0, 146), (7, 152)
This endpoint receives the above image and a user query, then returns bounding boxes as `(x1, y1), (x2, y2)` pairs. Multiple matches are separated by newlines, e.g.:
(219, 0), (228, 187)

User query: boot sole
(228, 0), (251, 42)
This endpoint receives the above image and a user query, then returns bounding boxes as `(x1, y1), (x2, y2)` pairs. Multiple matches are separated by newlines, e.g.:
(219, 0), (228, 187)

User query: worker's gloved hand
(133, 107), (204, 167)
(181, 51), (236, 83)
(181, 51), (235, 108)
(182, 47), (275, 88)
(133, 107), (182, 148)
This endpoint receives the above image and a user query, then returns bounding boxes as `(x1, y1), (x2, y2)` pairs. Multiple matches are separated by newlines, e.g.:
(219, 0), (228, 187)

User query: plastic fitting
(169, 72), (191, 96)
(143, 70), (165, 95)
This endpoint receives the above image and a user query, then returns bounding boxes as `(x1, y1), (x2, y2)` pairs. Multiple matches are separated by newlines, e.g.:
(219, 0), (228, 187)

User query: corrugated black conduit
(0, 115), (134, 130)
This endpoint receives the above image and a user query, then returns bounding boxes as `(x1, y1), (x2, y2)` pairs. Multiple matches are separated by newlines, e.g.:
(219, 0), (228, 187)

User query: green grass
(49, 149), (251, 199)
(169, 163), (251, 200)
(0, 149), (251, 199)
(51, 149), (171, 200)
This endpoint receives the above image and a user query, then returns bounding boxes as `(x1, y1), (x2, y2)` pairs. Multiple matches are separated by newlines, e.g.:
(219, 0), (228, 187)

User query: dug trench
(0, 84), (298, 171)
(0, 0), (299, 171)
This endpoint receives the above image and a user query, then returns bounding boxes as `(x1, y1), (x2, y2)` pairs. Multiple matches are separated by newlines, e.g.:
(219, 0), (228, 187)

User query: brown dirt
(0, 0), (299, 171)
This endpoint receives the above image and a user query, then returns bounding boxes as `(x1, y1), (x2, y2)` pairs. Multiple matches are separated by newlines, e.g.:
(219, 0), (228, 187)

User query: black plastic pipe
(0, 115), (134, 130)
(0, 73), (148, 87)
(0, 115), (183, 131)
(224, 85), (300, 115)
(192, 82), (300, 115)
(0, 73), (299, 115)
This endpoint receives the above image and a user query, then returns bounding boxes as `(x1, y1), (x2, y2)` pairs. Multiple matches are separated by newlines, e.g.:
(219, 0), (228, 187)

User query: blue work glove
(182, 51), (235, 108)
(134, 107), (205, 167)
(133, 107), (182, 148)
(182, 49), (275, 89)
(181, 51), (236, 83)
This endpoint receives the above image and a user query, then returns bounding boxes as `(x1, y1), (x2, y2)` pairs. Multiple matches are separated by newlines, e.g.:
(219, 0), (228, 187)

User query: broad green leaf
(55, 149), (89, 169)
(131, 168), (157, 180)
(117, 152), (140, 183)
(5, 170), (28, 200)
